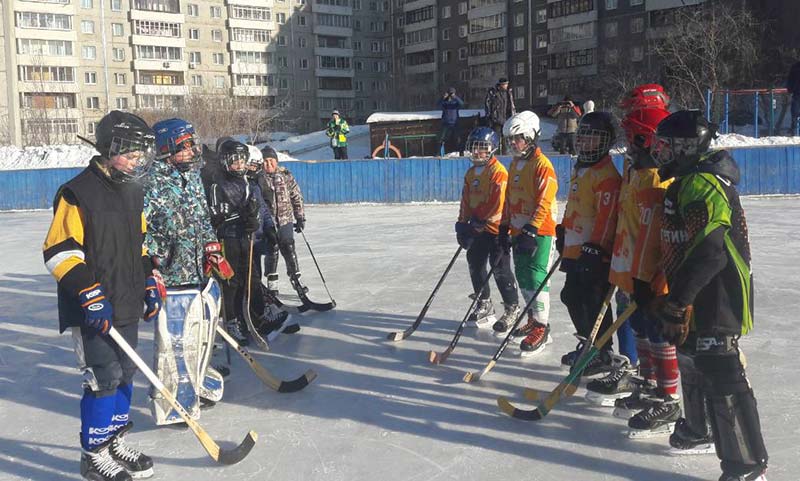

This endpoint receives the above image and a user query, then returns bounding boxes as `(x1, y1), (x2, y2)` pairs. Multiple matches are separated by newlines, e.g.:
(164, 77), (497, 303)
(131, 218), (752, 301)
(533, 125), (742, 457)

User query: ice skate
(718, 467), (767, 481)
(667, 418), (715, 456)
(612, 381), (657, 419)
(81, 443), (132, 481)
(466, 297), (496, 328)
(490, 303), (520, 333)
(224, 317), (249, 346)
(109, 422), (154, 479)
(585, 357), (639, 406)
(519, 322), (551, 357)
(627, 396), (682, 439)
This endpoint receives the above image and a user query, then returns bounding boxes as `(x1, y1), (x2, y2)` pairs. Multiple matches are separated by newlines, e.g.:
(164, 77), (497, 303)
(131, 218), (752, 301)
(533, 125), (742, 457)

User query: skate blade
(666, 444), (715, 456)
(129, 467), (155, 479)
(518, 335), (553, 358)
(627, 422), (675, 439)
(585, 391), (632, 407)
(467, 315), (496, 329)
(493, 329), (514, 338)
(612, 407), (637, 419)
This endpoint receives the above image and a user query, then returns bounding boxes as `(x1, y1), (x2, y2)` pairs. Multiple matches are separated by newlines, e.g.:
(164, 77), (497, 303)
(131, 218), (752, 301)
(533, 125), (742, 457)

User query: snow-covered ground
(0, 199), (796, 480)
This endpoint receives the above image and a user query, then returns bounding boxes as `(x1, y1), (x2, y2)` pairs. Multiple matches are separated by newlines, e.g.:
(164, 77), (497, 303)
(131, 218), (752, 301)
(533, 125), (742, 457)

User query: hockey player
(559, 111), (620, 372)
(143, 118), (231, 424)
(258, 145), (309, 300)
(455, 127), (519, 328)
(497, 111), (559, 356)
(208, 140), (261, 345)
(652, 110), (768, 481)
(43, 110), (158, 480)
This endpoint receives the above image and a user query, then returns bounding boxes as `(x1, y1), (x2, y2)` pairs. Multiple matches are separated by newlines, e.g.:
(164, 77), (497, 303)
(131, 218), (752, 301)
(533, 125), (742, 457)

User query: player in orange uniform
(456, 127), (520, 327)
(497, 111), (559, 356)
(558, 111), (621, 373)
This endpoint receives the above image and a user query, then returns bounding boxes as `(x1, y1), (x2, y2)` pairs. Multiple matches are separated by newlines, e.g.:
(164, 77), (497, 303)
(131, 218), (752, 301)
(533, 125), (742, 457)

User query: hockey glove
(203, 242), (235, 280)
(263, 225), (279, 245)
(294, 217), (305, 233)
(576, 243), (610, 285)
(514, 225), (538, 255)
(555, 224), (565, 255)
(497, 224), (512, 254)
(468, 216), (487, 233)
(143, 274), (164, 322)
(651, 297), (693, 346)
(632, 278), (655, 309)
(79, 283), (113, 335)
(455, 222), (474, 250)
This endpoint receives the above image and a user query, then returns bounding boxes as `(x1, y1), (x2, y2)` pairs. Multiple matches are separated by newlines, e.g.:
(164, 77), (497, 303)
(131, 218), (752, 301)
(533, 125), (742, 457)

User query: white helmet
(503, 111), (541, 157)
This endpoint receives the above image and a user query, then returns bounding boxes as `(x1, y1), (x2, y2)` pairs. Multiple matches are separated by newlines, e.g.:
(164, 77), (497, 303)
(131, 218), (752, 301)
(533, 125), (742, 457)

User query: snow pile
(0, 144), (96, 171)
(711, 133), (800, 148)
(366, 110), (486, 124)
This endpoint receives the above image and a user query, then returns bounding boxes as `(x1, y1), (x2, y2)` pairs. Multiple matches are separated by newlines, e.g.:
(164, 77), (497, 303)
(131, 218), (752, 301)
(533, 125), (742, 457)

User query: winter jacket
(438, 95), (465, 127)
(208, 173), (260, 240)
(326, 119), (350, 147)
(660, 150), (753, 336)
(258, 166), (305, 228)
(143, 161), (218, 287)
(787, 61), (800, 95)
(548, 102), (581, 134)
(484, 86), (516, 127)
(458, 157), (507, 235)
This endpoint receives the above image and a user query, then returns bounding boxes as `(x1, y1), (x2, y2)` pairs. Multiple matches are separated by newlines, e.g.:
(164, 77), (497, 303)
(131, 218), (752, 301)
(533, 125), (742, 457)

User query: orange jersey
(562, 155), (621, 260)
(609, 159), (673, 293)
(458, 157), (507, 235)
(502, 148), (558, 236)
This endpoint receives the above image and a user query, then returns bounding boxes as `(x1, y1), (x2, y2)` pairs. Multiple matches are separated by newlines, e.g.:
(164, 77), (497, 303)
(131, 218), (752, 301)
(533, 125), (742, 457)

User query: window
(189, 28), (199, 40)
(397, 37), (404, 48)
(214, 76), (225, 88)
(86, 122), (96, 135)
(605, 0), (617, 9)
(405, 6), (434, 25)
(537, 58), (548, 73)
(112, 48), (125, 61)
(318, 55), (351, 69)
(605, 48), (618, 65)
(515, 86), (524, 99)
(233, 50), (272, 64)
(631, 45), (643, 62)
(354, 19), (361, 30)
(279, 78), (288, 89)
(134, 20), (181, 38)
(19, 66), (75, 82)
(354, 80), (363, 92)
(630, 0), (643, 5)
(82, 0), (93, 8)
(297, 37), (307, 48)
(299, 58), (309, 69)
(441, 6), (451, 18)
(550, 21), (594, 43)
(470, 37), (504, 56)
(460, 69), (469, 81)
(16, 12), (73, 30)
(297, 15), (307, 26)
(111, 0), (122, 11)
(353, 0), (361, 8)
(191, 74), (202, 86)
(515, 62), (525, 75)
(397, 17), (404, 27)
(81, 20), (95, 34)
(537, 83), (547, 98)
(21, 93), (76, 109)
(138, 71), (182, 85)
(277, 35), (287, 46)
(536, 33), (547, 49)
(459, 24), (468, 38)
(536, 8), (546, 23)
(278, 56), (288, 67)
(135, 45), (183, 60)
(371, 41), (380, 52)
(549, 48), (594, 69)
(513, 36), (524, 51)
(17, 39), (73, 57)
(630, 17), (644, 34)
(212, 30), (222, 42)
(548, 0), (594, 18)
(458, 46), (468, 60)
(112, 23), (124, 36)
(302, 79), (310, 91)
(213, 53), (224, 65)
(458, 2), (467, 14)
(404, 28), (434, 46)
(86, 96), (100, 109)
(189, 51), (201, 63)
(442, 28), (450, 40)
(354, 60), (363, 71)
(188, 3), (198, 16)
(231, 28), (271, 43)
(442, 50), (451, 63)
(85, 71), (97, 84)
(469, 13), (505, 33)
(605, 21), (617, 38)
(352, 40), (362, 51)
(514, 13), (524, 27)
(115, 73), (126, 85)
(210, 6), (222, 17)
(229, 5), (271, 21)
(82, 45), (96, 59)
(277, 13), (286, 24)
(116, 97), (128, 109)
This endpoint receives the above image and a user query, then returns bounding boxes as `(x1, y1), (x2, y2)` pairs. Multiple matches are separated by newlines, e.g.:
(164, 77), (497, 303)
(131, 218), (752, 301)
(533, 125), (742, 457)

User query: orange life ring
(372, 142), (402, 159)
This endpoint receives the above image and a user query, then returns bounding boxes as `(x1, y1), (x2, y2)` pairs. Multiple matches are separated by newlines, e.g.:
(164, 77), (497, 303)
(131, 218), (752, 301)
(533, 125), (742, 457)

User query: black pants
(560, 269), (613, 347)
(333, 146), (348, 160)
(264, 223), (300, 279)
(559, 133), (576, 155)
(73, 322), (138, 396)
(221, 237), (260, 322)
(466, 232), (518, 305)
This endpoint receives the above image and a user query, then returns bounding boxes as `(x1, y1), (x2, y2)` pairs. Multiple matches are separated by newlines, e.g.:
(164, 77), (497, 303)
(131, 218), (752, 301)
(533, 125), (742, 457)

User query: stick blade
(496, 397), (543, 421)
(523, 388), (541, 401)
(277, 369), (318, 393)
(217, 430), (258, 465)
(387, 325), (414, 342)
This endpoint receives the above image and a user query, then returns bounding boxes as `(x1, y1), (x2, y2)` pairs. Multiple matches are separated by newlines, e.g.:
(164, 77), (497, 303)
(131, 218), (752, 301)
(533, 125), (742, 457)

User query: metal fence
(706, 88), (799, 138)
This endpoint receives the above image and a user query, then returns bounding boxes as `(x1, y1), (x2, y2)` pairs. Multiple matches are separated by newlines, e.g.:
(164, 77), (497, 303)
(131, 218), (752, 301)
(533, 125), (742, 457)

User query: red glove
(203, 242), (234, 280)
(151, 268), (167, 300)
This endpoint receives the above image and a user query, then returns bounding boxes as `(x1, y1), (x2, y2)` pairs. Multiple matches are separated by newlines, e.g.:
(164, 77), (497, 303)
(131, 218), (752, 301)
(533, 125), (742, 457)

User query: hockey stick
(215, 325), (317, 393)
(521, 286), (615, 401)
(299, 230), (337, 308)
(242, 236), (271, 351)
(497, 301), (637, 421)
(387, 246), (463, 342)
(108, 327), (257, 464)
(429, 252), (504, 365)
(463, 255), (562, 383)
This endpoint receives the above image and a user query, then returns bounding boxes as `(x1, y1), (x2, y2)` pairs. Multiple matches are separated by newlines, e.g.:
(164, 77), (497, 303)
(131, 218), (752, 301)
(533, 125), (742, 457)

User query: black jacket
(208, 173), (259, 239)
(787, 61), (800, 95)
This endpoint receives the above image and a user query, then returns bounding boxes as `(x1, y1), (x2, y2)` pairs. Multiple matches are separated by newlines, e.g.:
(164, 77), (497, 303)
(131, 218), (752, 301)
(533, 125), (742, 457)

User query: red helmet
(621, 107), (670, 148)
(619, 84), (670, 113)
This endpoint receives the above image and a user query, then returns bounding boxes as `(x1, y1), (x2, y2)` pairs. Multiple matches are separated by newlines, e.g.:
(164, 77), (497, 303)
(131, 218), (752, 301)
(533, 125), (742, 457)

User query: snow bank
(366, 110), (485, 123)
(0, 144), (96, 171)
(711, 133), (800, 148)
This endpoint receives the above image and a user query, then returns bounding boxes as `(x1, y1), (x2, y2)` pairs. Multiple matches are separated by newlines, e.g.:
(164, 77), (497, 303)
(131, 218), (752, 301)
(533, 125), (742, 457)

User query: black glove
(632, 278), (655, 309)
(243, 198), (260, 234)
(263, 225), (278, 245)
(576, 243), (609, 285)
(210, 202), (232, 226)
(497, 224), (511, 254)
(555, 224), (565, 255)
(468, 216), (487, 233)
(650, 297), (692, 346)
(514, 225), (538, 255)
(455, 222), (473, 250)
(334, 124), (341, 132)
(294, 217), (305, 233)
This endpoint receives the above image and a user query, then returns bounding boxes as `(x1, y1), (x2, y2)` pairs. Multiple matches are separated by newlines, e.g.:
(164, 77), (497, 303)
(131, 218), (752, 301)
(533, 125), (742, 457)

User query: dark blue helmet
(153, 118), (203, 172)
(465, 127), (500, 164)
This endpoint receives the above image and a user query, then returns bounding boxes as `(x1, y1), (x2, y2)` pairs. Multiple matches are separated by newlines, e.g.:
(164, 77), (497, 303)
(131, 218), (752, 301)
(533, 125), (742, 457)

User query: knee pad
(82, 362), (123, 395)
(677, 351), (710, 436)
(707, 387), (768, 473)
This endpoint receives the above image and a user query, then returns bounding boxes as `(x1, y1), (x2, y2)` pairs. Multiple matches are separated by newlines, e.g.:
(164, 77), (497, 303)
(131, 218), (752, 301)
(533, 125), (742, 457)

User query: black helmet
(652, 110), (717, 174)
(576, 111), (615, 165)
(94, 110), (156, 182)
(218, 139), (249, 177)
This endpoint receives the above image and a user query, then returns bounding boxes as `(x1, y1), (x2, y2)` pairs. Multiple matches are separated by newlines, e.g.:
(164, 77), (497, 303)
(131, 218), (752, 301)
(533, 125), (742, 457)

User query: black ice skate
(257, 304), (299, 341)
(612, 381), (657, 419)
(466, 297), (496, 328)
(491, 303), (517, 334)
(265, 274), (280, 296)
(560, 335), (587, 367)
(290, 273), (310, 296)
(519, 322), (552, 357)
(585, 357), (639, 406)
(225, 317), (249, 346)
(667, 418), (715, 456)
(81, 443), (132, 481)
(109, 422), (154, 479)
(627, 396), (682, 439)
(718, 466), (768, 481)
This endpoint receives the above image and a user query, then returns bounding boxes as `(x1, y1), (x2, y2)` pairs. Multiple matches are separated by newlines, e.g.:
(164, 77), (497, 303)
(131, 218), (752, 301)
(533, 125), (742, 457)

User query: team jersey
(561, 155), (621, 260)
(609, 157), (673, 294)
(502, 147), (558, 237)
(458, 157), (507, 235)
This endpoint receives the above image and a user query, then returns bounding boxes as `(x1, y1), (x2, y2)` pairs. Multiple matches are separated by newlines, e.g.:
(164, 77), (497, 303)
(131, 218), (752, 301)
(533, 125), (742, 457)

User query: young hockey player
(208, 140), (261, 345)
(559, 111), (621, 371)
(652, 110), (768, 481)
(455, 127), (519, 328)
(43, 110), (158, 480)
(143, 118), (231, 424)
(497, 111), (559, 356)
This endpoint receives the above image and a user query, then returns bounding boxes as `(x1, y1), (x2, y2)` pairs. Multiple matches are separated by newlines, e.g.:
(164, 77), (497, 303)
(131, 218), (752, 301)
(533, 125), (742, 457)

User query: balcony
(547, 9), (596, 30)
(403, 19), (436, 33)
(546, 64), (597, 79)
(16, 54), (79, 67)
(315, 67), (354, 77)
(405, 62), (436, 75)
(17, 81), (81, 93)
(467, 51), (506, 66)
(14, 27), (77, 42)
(130, 9), (184, 24)
(228, 40), (277, 53)
(13, 1), (75, 14)
(133, 59), (187, 71)
(547, 36), (596, 55)
(131, 35), (185, 48)
(232, 85), (278, 96)
(467, 26), (506, 43)
(231, 62), (273, 74)
(317, 89), (355, 98)
(312, 25), (353, 37)
(402, 0), (435, 12)
(314, 46), (353, 57)
(312, 3), (352, 15)
(467, 3), (505, 20)
(228, 0), (274, 5)
(134, 84), (188, 96)
(404, 40), (436, 54)
(228, 18), (275, 31)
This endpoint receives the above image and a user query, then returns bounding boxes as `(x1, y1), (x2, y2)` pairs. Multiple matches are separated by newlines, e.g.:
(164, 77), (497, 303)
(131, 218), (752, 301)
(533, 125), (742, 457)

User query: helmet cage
(107, 132), (156, 182)
(506, 132), (537, 157)
(576, 125), (612, 164)
(222, 150), (249, 177)
(465, 138), (497, 165)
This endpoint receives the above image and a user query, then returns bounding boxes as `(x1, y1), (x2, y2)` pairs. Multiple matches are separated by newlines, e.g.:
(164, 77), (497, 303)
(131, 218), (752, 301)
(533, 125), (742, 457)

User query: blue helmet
(465, 127), (500, 164)
(152, 118), (203, 172)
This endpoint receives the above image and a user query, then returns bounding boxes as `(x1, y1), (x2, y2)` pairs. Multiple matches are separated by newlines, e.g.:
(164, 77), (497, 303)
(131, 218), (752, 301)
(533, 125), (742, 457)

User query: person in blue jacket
(437, 87), (465, 155)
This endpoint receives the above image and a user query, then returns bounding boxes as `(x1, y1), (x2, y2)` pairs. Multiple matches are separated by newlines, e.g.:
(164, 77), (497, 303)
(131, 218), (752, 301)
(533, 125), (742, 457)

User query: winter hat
(332, 110), (340, 115)
(447, 87), (456, 94)
(498, 78), (509, 85)
(260, 145), (278, 160)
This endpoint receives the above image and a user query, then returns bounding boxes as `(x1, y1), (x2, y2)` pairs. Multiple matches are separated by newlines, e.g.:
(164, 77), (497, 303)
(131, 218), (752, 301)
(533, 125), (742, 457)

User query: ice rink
(0, 198), (797, 481)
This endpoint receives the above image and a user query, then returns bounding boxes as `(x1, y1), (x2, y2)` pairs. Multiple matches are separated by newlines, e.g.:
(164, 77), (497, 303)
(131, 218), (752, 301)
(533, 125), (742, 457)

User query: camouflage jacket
(143, 161), (218, 287)
(257, 166), (305, 227)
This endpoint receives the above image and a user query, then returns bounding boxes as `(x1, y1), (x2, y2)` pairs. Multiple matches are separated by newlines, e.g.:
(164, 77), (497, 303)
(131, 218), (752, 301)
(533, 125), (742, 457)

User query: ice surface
(0, 199), (796, 480)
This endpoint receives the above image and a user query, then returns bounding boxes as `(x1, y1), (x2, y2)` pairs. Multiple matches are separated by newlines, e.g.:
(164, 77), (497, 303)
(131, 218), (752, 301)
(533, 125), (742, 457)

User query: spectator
(437, 87), (465, 155)
(788, 61), (800, 135)
(583, 99), (595, 115)
(326, 110), (350, 159)
(548, 95), (582, 155)
(484, 78), (516, 151)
